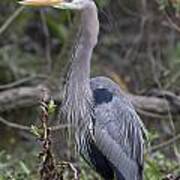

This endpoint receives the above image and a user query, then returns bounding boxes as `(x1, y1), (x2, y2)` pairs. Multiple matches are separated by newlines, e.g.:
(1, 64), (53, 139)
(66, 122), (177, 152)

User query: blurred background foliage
(0, 0), (180, 179)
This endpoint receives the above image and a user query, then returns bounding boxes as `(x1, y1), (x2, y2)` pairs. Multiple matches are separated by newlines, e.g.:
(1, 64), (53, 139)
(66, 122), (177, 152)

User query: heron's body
(78, 77), (144, 180)
(21, 0), (146, 179)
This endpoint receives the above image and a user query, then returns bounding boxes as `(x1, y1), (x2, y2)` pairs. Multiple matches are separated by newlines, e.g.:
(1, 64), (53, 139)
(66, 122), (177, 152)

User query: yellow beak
(19, 0), (62, 6)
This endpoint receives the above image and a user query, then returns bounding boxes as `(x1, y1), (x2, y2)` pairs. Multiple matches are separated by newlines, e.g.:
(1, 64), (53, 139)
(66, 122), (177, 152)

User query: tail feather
(115, 169), (125, 180)
(115, 168), (143, 180)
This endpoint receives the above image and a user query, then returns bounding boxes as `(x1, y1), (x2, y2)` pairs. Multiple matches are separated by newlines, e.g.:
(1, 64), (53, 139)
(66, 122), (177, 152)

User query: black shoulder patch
(93, 88), (113, 105)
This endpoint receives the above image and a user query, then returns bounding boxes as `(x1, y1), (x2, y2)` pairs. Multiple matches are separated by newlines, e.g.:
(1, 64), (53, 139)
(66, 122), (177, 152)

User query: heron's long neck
(69, 3), (99, 84)
(62, 2), (99, 128)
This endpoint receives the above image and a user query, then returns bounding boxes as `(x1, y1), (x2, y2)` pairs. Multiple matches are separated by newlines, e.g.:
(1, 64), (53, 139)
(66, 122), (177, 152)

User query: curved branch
(0, 116), (30, 130)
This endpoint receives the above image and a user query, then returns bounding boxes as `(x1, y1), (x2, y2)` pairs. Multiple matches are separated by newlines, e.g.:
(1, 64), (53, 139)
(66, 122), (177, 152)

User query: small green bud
(48, 99), (57, 114)
(30, 125), (42, 138)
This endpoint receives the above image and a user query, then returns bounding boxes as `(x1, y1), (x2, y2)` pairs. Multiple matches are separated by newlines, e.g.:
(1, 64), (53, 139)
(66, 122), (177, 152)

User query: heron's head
(19, 0), (94, 10)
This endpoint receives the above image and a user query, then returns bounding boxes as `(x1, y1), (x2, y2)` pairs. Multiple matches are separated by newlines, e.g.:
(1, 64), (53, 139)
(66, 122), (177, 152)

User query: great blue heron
(20, 0), (146, 179)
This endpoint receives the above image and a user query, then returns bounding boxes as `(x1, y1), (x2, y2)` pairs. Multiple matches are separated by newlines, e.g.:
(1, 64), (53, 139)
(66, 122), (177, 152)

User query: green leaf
(48, 99), (57, 114)
(30, 125), (42, 138)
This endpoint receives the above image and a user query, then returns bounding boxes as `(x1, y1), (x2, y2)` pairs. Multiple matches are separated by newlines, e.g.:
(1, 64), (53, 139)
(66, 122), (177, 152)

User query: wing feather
(93, 96), (145, 180)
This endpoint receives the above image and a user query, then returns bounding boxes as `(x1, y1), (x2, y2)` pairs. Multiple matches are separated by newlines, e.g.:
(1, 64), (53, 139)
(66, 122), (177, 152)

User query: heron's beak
(19, 0), (63, 6)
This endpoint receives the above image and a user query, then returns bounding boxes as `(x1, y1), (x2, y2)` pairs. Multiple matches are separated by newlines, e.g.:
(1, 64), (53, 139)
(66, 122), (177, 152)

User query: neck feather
(62, 2), (99, 128)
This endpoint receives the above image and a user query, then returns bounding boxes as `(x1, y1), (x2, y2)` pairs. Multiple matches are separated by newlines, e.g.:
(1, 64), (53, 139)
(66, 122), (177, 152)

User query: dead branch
(0, 75), (47, 90)
(0, 116), (30, 130)
(0, 115), (70, 131)
(0, 85), (180, 118)
(128, 93), (180, 116)
(0, 6), (24, 36)
(149, 133), (180, 152)
(0, 86), (44, 112)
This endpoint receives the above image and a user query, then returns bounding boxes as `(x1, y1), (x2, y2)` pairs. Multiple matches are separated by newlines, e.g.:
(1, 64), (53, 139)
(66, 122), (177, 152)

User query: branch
(128, 93), (180, 116)
(0, 116), (30, 131)
(0, 75), (47, 90)
(0, 115), (70, 131)
(0, 86), (44, 113)
(0, 86), (180, 118)
(149, 133), (180, 152)
(0, 6), (24, 36)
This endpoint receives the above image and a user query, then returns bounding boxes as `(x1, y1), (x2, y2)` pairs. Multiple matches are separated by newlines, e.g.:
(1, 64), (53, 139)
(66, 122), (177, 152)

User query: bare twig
(148, 133), (180, 152)
(40, 10), (52, 73)
(0, 115), (70, 132)
(0, 75), (47, 90)
(0, 116), (30, 131)
(50, 124), (72, 131)
(0, 6), (24, 36)
(58, 162), (79, 180)
(165, 71), (180, 89)
(136, 109), (169, 119)
(165, 13), (180, 33)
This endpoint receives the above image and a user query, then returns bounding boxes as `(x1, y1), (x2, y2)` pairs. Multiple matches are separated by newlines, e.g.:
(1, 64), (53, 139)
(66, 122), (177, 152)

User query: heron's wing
(93, 95), (145, 179)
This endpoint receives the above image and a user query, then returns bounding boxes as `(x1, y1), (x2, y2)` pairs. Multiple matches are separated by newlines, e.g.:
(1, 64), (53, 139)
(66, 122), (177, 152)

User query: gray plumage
(91, 77), (145, 180)
(53, 0), (146, 179)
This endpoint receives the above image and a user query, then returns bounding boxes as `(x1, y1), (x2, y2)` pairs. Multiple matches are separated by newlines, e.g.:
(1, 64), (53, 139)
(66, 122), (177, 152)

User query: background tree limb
(0, 85), (179, 118)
